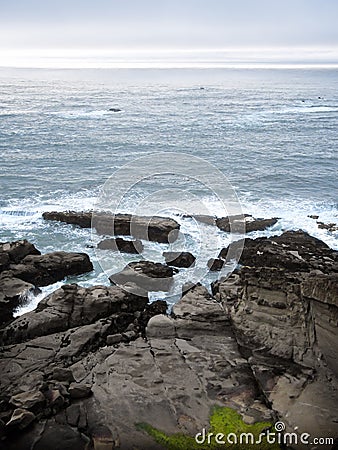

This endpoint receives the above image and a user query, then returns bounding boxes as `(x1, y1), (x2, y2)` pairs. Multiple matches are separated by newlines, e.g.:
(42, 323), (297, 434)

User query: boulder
(163, 251), (195, 268)
(5, 251), (93, 286)
(98, 237), (143, 254)
(109, 261), (176, 294)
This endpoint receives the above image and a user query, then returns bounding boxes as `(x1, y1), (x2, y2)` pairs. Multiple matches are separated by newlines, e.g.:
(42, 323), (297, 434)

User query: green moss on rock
(137, 406), (280, 449)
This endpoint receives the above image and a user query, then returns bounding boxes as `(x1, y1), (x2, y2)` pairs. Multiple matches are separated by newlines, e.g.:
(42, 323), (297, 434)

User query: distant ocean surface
(1, 67), (337, 312)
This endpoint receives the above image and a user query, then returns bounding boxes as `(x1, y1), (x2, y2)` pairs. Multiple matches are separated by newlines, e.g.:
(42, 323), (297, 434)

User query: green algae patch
(136, 406), (281, 449)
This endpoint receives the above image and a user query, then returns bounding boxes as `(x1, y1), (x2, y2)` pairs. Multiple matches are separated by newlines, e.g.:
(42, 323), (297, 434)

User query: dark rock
(108, 107), (121, 112)
(6, 408), (35, 430)
(0, 240), (40, 265)
(219, 230), (338, 273)
(42, 211), (92, 228)
(98, 237), (143, 254)
(0, 276), (40, 326)
(207, 258), (224, 271)
(182, 214), (217, 225)
(6, 251), (93, 286)
(110, 261), (176, 294)
(0, 284), (148, 345)
(163, 251), (195, 268)
(216, 215), (278, 233)
(308, 214), (319, 220)
(52, 368), (75, 383)
(44, 388), (65, 409)
(317, 221), (338, 232)
(68, 383), (92, 399)
(93, 213), (180, 243)
(43, 211), (180, 243)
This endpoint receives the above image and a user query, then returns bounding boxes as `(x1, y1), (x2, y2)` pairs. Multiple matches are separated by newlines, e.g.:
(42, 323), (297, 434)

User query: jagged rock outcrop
(43, 211), (180, 243)
(213, 230), (338, 442)
(0, 240), (93, 326)
(0, 231), (337, 449)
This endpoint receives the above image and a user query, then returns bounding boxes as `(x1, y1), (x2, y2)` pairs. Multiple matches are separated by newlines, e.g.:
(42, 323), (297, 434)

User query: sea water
(0, 67), (337, 313)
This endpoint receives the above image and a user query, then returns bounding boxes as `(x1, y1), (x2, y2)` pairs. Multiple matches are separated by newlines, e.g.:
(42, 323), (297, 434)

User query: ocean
(0, 67), (337, 313)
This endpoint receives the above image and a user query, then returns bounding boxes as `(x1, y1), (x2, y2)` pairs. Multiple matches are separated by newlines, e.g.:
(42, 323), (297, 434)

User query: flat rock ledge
(43, 211), (180, 244)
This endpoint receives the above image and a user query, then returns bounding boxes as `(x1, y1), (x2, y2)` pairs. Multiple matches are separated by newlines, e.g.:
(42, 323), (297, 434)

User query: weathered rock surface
(214, 231), (338, 443)
(0, 231), (337, 449)
(0, 240), (94, 326)
(109, 261), (176, 295)
(219, 230), (338, 273)
(43, 211), (180, 243)
(163, 251), (195, 268)
(4, 251), (93, 287)
(98, 237), (143, 254)
(216, 215), (278, 233)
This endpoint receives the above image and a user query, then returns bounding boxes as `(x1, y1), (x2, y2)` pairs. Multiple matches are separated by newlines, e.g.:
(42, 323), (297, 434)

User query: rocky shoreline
(0, 212), (337, 449)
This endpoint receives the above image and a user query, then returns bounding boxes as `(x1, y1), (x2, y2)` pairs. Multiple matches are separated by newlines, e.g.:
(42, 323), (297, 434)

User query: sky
(0, 0), (338, 67)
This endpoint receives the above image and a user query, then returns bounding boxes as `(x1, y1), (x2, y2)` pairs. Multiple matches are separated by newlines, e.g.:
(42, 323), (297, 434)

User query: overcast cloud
(1, 0), (338, 50)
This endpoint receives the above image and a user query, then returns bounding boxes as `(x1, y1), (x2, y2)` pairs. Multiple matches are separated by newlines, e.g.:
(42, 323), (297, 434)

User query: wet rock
(44, 388), (65, 409)
(308, 214), (319, 220)
(110, 261), (176, 294)
(6, 251), (93, 287)
(68, 383), (92, 399)
(43, 211), (180, 243)
(163, 251), (195, 268)
(0, 240), (40, 265)
(42, 211), (92, 228)
(108, 107), (121, 112)
(0, 276), (40, 326)
(317, 221), (338, 232)
(219, 230), (338, 273)
(6, 408), (35, 430)
(207, 257), (224, 271)
(216, 215), (278, 233)
(98, 237), (143, 254)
